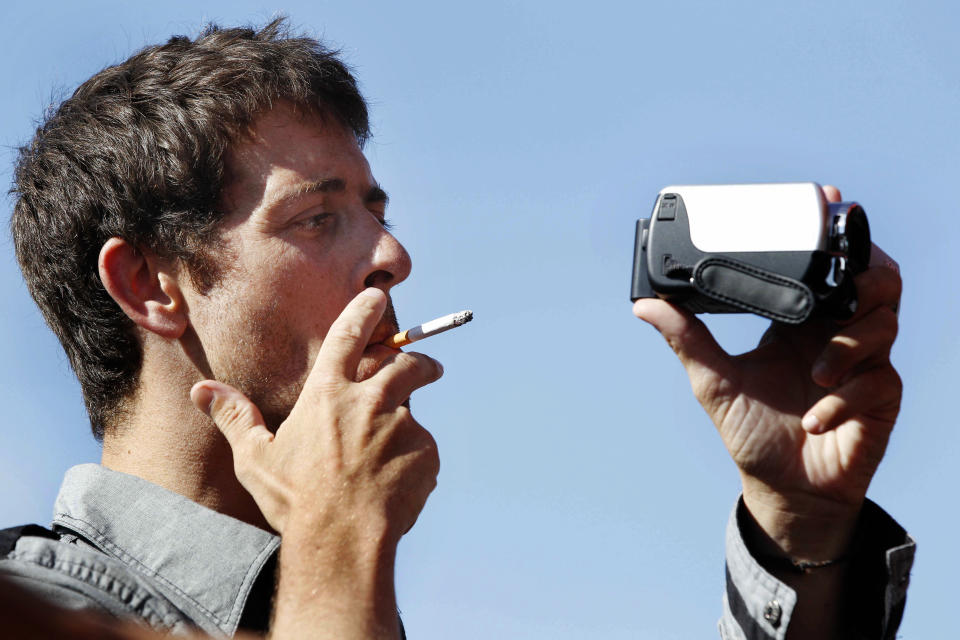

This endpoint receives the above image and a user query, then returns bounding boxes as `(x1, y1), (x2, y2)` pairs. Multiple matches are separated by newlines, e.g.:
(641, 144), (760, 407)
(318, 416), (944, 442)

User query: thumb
(190, 380), (273, 460)
(632, 298), (734, 384)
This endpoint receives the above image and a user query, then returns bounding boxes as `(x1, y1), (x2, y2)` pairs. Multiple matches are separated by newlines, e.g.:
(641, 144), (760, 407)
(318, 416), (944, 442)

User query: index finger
(310, 288), (388, 385)
(868, 243), (900, 274)
(847, 244), (901, 322)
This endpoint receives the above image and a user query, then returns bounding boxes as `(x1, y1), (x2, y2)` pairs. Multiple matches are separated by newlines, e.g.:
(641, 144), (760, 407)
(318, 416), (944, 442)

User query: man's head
(10, 18), (400, 439)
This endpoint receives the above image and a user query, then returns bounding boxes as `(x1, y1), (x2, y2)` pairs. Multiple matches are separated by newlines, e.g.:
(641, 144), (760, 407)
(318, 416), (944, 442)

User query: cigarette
(382, 310), (473, 348)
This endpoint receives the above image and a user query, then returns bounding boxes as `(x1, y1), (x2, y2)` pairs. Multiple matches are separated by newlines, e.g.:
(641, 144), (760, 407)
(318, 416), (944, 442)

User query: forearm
(270, 519), (401, 640)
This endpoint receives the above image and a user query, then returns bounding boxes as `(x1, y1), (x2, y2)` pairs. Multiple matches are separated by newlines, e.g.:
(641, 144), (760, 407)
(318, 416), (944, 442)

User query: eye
(300, 212), (333, 229)
(367, 204), (393, 231)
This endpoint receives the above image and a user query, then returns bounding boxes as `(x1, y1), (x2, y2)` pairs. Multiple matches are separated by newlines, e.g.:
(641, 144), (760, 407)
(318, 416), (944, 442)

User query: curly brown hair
(11, 18), (370, 439)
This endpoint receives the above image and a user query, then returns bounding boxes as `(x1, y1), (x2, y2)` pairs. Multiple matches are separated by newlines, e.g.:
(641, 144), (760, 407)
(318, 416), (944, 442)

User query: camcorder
(630, 183), (871, 324)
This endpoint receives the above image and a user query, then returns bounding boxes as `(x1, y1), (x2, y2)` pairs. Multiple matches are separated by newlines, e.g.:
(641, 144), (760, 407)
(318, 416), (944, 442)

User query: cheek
(273, 258), (362, 340)
(208, 241), (362, 378)
(216, 297), (301, 376)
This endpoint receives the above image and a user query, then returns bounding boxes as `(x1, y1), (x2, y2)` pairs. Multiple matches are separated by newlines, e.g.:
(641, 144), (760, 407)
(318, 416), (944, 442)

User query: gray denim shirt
(0, 465), (914, 637)
(0, 464), (279, 637)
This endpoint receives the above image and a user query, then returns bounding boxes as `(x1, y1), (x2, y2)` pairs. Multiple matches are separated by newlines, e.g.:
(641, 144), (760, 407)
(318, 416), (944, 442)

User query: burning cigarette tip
(451, 310), (474, 326)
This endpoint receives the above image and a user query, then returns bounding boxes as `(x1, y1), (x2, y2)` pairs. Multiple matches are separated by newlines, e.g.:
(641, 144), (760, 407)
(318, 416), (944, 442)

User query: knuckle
(311, 372), (345, 398)
(867, 367), (903, 417)
(887, 367), (903, 394)
(424, 439), (441, 476)
(357, 383), (390, 412)
(877, 306), (899, 336)
(415, 421), (439, 452)
(407, 419), (440, 475)
(886, 265), (903, 292)
(214, 400), (249, 433)
(856, 267), (896, 304)
(859, 365), (900, 395)
(871, 265), (902, 301)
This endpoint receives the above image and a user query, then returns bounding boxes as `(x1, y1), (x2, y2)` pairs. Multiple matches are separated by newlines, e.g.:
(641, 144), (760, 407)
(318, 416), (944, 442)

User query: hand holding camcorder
(630, 183), (871, 323)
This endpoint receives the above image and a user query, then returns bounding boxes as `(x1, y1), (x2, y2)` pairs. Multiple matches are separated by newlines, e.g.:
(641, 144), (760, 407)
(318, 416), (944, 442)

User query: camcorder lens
(842, 204), (871, 273)
(829, 202), (870, 272)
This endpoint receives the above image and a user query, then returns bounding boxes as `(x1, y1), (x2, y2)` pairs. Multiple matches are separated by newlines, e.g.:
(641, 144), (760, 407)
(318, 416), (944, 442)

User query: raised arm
(633, 186), (911, 639)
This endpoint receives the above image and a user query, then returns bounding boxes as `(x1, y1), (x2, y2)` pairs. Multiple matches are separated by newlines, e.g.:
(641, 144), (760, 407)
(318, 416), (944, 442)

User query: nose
(362, 223), (412, 291)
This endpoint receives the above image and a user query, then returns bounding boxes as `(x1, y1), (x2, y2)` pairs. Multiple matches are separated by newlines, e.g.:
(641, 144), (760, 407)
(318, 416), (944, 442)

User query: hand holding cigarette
(383, 310), (473, 348)
(192, 288), (443, 639)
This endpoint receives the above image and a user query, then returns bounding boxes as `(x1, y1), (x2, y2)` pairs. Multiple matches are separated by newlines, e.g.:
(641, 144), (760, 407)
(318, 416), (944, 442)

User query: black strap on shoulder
(693, 257), (815, 324)
(0, 524), (60, 557)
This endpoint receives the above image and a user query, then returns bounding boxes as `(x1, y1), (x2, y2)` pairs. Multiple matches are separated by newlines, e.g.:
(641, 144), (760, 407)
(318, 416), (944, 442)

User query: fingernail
(801, 413), (822, 433)
(360, 287), (381, 299)
(811, 361), (831, 385)
(205, 390), (218, 415)
(200, 387), (218, 415)
(190, 384), (215, 416)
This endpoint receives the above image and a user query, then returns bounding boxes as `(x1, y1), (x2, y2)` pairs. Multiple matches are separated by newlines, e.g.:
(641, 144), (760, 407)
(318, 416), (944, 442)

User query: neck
(101, 351), (271, 532)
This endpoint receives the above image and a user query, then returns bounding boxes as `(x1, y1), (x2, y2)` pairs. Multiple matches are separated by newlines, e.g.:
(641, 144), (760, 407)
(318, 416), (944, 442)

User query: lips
(357, 320), (403, 382)
(368, 321), (400, 348)
(366, 296), (401, 347)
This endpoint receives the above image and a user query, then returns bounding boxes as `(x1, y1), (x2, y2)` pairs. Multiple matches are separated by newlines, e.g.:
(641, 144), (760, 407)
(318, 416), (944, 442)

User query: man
(0, 17), (910, 640)
(4, 19), (439, 638)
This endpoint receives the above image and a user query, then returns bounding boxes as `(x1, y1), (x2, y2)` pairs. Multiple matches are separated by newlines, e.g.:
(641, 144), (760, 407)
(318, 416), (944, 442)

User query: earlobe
(98, 238), (188, 339)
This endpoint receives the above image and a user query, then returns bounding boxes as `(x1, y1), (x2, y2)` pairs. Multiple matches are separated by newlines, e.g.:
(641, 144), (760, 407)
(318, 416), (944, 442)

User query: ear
(98, 237), (188, 339)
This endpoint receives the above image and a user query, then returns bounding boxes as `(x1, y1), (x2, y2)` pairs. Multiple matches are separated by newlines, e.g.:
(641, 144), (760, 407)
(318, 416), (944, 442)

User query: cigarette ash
(452, 310), (473, 326)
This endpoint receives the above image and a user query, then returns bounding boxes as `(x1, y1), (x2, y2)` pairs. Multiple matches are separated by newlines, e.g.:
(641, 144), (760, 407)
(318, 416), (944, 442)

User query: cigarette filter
(383, 310), (473, 348)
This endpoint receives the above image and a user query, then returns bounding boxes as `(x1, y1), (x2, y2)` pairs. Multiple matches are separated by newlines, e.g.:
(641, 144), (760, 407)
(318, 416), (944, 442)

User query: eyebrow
(266, 178), (389, 211)
(366, 185), (389, 206)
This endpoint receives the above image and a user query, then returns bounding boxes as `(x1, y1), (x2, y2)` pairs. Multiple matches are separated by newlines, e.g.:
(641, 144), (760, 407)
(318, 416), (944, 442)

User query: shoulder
(0, 524), (194, 634)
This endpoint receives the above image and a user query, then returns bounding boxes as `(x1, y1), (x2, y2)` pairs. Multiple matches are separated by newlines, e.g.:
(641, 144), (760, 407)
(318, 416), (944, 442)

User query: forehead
(222, 103), (372, 214)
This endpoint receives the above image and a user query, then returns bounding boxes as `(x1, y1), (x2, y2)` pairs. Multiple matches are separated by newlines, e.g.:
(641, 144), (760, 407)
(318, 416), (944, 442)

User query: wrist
(280, 510), (398, 591)
(741, 478), (862, 563)
(272, 516), (401, 639)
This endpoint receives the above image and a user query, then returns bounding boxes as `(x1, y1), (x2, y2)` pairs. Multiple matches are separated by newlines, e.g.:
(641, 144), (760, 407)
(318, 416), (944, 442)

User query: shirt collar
(52, 463), (280, 637)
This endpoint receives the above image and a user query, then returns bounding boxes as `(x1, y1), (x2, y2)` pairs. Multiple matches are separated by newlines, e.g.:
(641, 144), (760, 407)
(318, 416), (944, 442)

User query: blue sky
(1, 1), (957, 637)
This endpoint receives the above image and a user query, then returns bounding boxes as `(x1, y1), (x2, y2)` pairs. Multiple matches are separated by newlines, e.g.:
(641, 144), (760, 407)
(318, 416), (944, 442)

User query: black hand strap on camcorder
(692, 257), (815, 324)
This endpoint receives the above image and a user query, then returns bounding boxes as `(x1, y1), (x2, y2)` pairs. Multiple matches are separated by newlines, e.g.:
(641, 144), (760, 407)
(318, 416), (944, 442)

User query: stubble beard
(220, 297), (401, 432)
